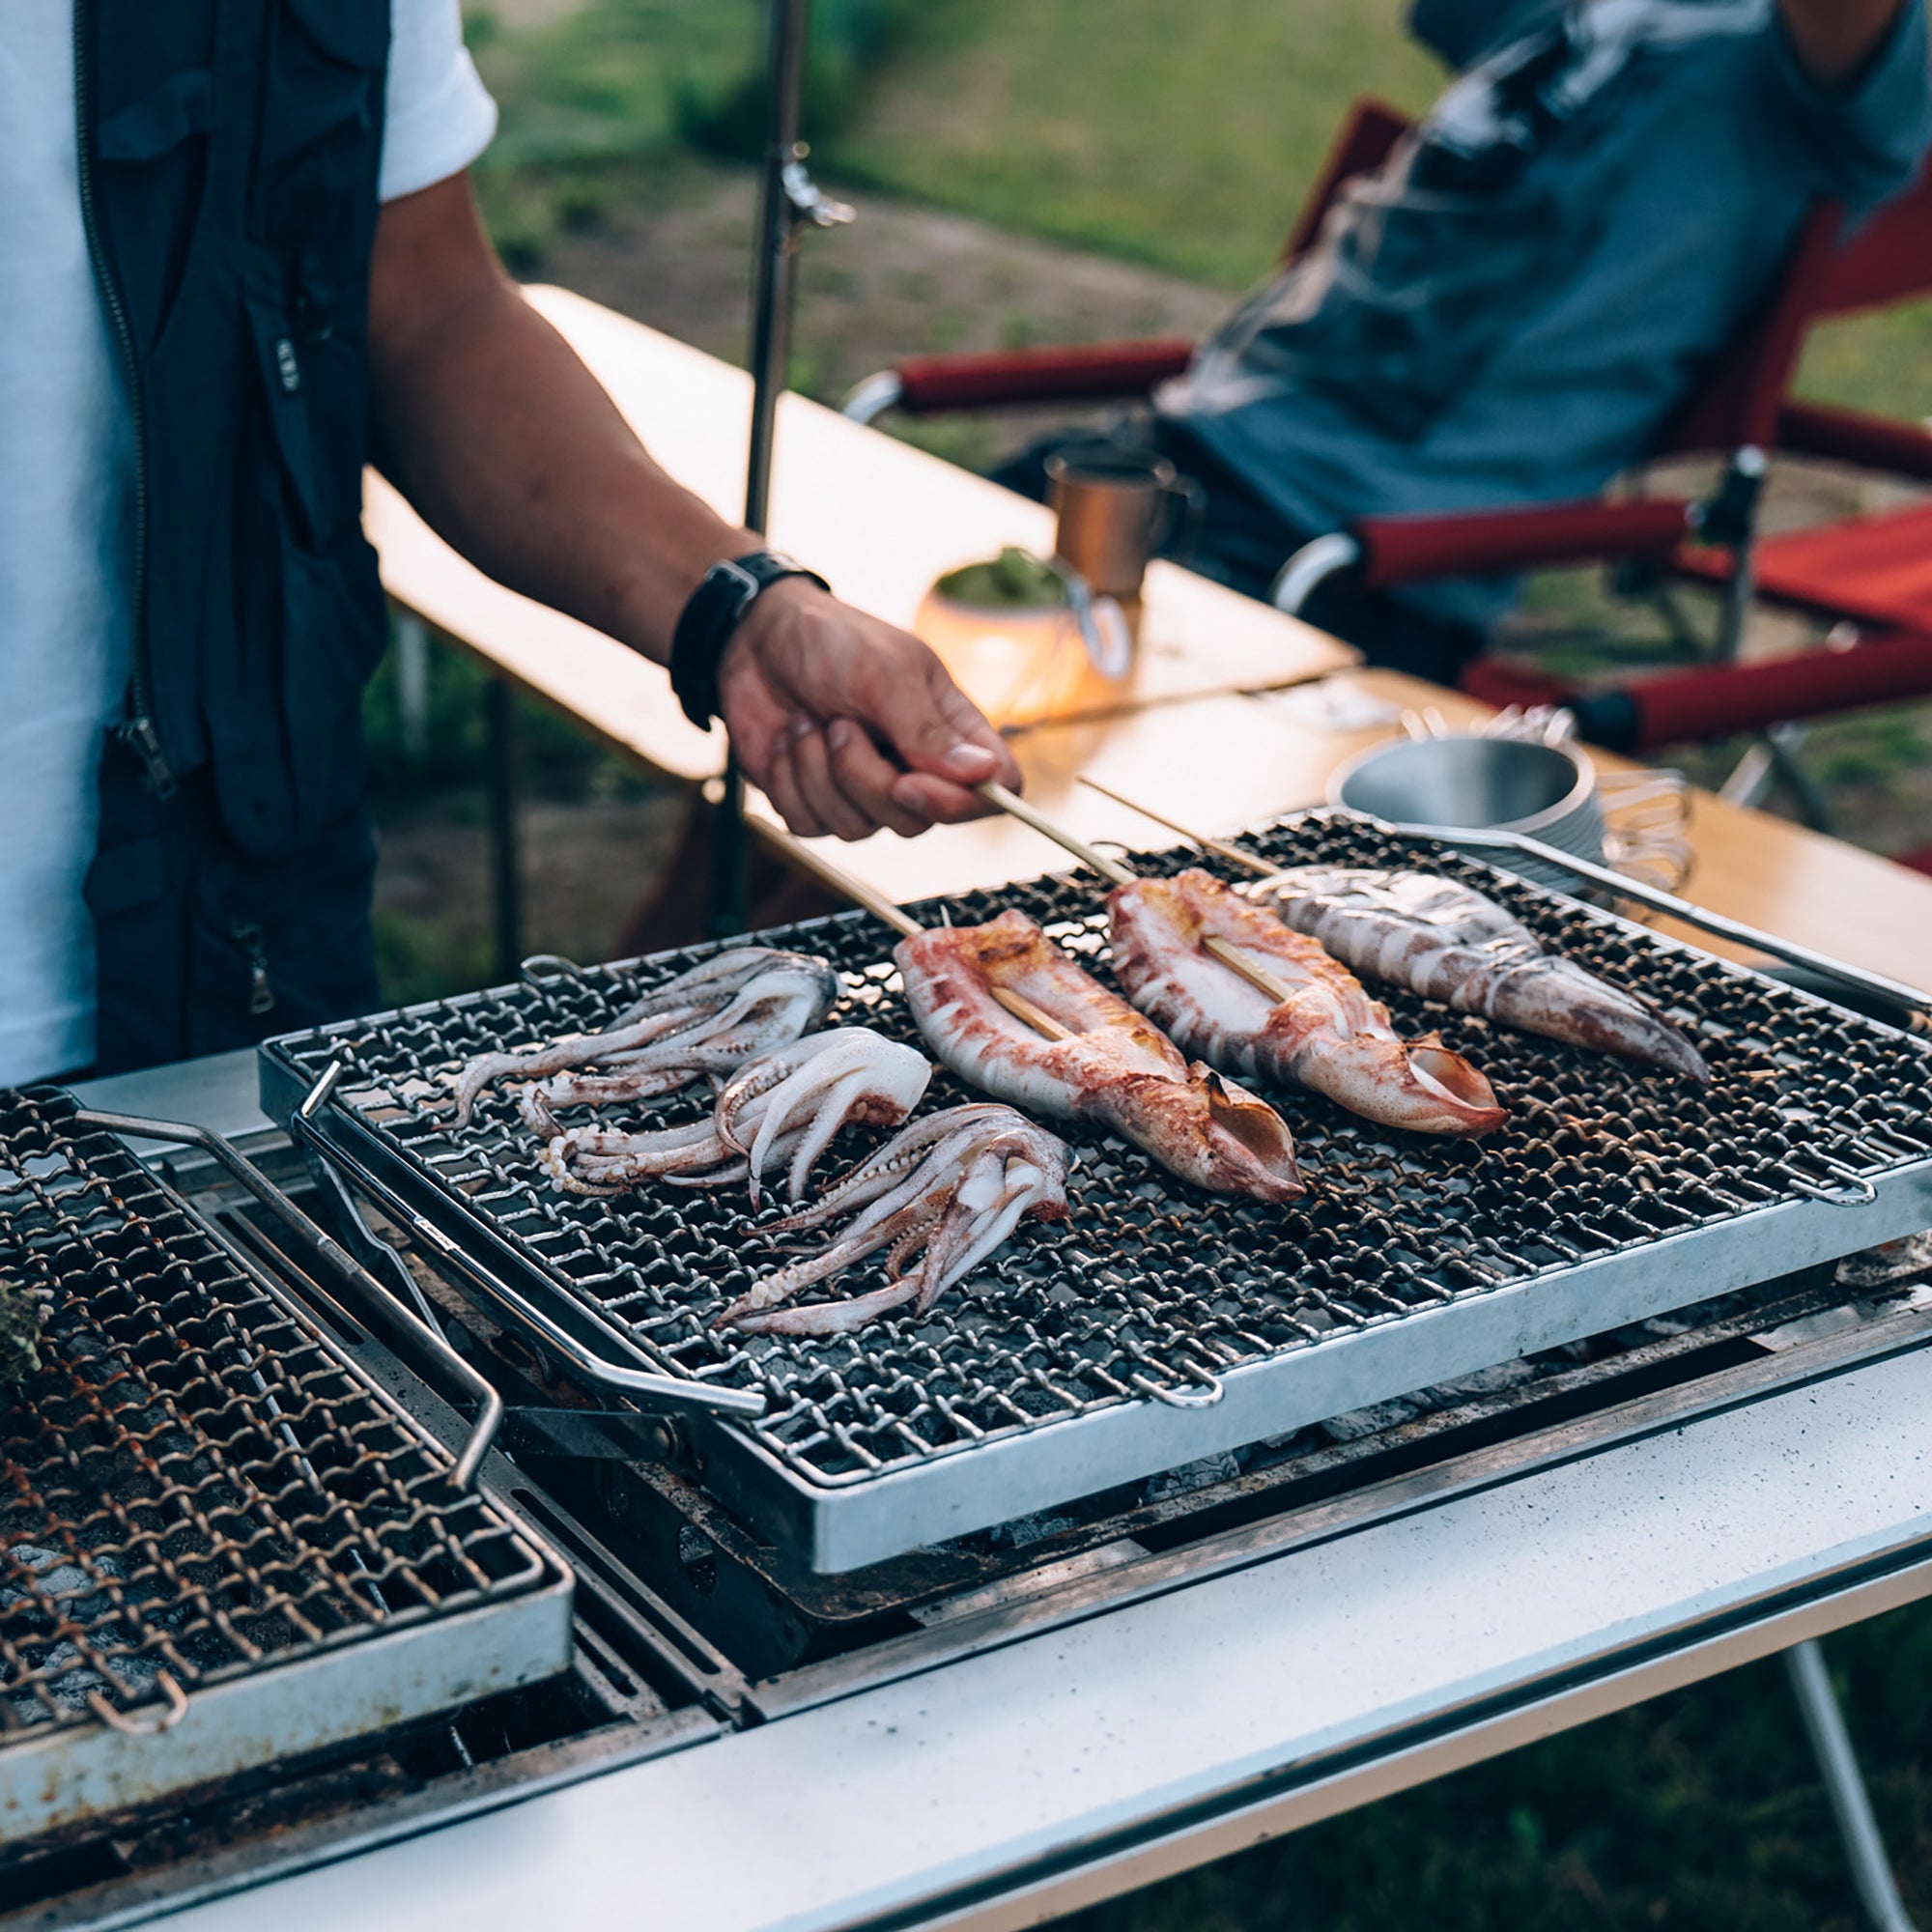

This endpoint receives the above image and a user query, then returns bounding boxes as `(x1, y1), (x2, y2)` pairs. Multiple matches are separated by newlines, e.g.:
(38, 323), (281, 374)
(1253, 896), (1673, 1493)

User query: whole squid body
(1256, 867), (1709, 1082)
(894, 910), (1306, 1202)
(1107, 869), (1508, 1138)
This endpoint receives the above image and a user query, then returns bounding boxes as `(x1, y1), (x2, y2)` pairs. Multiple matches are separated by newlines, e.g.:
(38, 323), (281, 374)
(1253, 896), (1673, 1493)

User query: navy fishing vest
(82, 0), (392, 859)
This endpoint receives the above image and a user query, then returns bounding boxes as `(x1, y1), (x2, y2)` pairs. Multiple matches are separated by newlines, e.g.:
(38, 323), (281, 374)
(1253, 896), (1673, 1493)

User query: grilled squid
(1108, 869), (1507, 1138)
(1257, 867), (1710, 1081)
(449, 948), (838, 1127)
(714, 1105), (1070, 1336)
(894, 911), (1305, 1203)
(534, 1028), (930, 1201)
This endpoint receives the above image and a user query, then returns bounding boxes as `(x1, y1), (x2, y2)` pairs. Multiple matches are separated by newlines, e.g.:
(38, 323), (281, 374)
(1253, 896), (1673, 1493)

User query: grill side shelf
(0, 1086), (575, 1801)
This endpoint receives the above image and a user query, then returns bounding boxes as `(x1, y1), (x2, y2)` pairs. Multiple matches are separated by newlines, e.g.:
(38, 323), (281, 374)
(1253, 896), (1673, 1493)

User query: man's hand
(719, 581), (1020, 840)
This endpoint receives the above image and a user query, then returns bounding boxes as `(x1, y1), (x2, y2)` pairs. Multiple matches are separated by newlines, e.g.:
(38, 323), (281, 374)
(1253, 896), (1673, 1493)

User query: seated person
(1002, 0), (1931, 683)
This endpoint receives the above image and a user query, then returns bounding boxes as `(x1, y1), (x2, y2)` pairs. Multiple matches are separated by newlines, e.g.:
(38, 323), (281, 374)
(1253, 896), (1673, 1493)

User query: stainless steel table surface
(71, 1048), (271, 1151)
(161, 1338), (1932, 1932)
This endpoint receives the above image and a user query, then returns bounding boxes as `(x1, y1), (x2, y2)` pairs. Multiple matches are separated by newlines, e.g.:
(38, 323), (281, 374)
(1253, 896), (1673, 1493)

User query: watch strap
(669, 550), (830, 730)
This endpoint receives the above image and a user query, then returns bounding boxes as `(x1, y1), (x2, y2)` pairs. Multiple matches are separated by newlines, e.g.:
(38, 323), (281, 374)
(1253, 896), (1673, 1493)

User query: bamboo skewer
(974, 782), (1300, 1008)
(754, 818), (1073, 1041)
(1075, 777), (1276, 879)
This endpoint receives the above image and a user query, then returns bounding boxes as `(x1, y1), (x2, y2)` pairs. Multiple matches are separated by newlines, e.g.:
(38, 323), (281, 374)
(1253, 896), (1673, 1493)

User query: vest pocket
(276, 530), (385, 838)
(244, 294), (330, 546)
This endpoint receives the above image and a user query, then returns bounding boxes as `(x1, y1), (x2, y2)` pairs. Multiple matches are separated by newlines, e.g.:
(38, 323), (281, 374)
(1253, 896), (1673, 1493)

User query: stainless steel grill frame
(0, 1088), (573, 1839)
(261, 811), (1932, 1573)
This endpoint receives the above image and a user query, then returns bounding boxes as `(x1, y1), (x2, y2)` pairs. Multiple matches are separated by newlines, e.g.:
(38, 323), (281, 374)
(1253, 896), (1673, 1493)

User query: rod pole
(978, 781), (1294, 1004)
(1783, 1640), (1918, 1932)
(712, 0), (812, 940)
(744, 0), (810, 540)
(757, 816), (922, 939)
(975, 781), (1138, 886)
(1076, 776), (1275, 876)
(484, 675), (523, 980)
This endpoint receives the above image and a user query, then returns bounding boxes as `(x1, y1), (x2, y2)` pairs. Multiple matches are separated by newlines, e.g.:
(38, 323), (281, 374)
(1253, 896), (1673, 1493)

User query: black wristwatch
(669, 550), (831, 729)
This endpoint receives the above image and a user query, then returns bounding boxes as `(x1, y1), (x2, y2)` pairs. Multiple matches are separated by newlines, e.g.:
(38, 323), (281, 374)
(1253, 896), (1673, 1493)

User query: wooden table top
(758, 669), (1932, 994)
(364, 285), (1357, 781)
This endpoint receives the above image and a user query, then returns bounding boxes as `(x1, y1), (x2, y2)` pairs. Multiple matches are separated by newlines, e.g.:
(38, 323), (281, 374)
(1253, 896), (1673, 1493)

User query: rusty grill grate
(0, 1089), (546, 1736)
(267, 812), (1932, 1492)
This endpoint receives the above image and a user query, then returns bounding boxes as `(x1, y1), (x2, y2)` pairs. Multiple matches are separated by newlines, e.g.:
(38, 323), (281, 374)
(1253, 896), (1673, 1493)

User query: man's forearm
(1777, 0), (1905, 89)
(368, 181), (747, 667)
(365, 170), (1022, 839)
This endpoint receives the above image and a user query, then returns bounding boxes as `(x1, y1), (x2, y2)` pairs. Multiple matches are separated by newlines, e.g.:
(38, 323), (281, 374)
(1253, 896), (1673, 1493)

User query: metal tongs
(286, 1060), (768, 1463)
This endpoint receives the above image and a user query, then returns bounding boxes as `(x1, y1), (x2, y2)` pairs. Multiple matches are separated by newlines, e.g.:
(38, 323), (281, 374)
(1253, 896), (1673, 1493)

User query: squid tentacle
(452, 950), (838, 1127)
(537, 1027), (929, 1208)
(713, 1108), (1070, 1335)
(763, 1106), (1009, 1236)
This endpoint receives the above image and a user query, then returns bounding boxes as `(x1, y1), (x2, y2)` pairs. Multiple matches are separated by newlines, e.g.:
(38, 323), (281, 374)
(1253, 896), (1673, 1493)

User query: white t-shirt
(0, 3), (497, 1085)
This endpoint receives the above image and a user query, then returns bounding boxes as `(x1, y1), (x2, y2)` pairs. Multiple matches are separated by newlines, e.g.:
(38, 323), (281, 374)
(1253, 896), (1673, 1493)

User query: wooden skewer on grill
(754, 818), (1072, 1040)
(972, 781), (1300, 1007)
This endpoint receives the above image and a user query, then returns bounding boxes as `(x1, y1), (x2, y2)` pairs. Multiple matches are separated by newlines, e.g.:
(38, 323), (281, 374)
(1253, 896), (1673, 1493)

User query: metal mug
(1044, 440), (1203, 602)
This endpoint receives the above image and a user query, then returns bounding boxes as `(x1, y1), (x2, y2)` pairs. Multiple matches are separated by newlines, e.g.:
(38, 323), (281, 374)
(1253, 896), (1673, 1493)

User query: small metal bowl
(1328, 735), (1605, 892)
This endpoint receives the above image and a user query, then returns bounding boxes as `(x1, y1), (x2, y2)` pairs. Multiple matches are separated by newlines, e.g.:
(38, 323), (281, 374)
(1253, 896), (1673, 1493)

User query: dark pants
(991, 420), (1488, 687)
(83, 735), (382, 1077)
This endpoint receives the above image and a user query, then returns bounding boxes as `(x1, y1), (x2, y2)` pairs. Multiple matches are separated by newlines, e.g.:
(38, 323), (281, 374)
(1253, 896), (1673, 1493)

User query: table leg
(484, 675), (524, 980)
(708, 758), (749, 939)
(395, 612), (432, 764)
(1784, 1638), (1917, 1932)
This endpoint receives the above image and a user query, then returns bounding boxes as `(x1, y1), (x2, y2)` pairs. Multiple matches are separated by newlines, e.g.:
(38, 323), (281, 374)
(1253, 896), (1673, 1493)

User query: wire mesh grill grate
(0, 1089), (546, 1736)
(267, 811), (1932, 1492)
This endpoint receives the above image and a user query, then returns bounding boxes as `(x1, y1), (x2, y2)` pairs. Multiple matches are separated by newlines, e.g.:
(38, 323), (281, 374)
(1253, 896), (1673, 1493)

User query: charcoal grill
(260, 810), (1932, 1574)
(0, 1088), (573, 1839)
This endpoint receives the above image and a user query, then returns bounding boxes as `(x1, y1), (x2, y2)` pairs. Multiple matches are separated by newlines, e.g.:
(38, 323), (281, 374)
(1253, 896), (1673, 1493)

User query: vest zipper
(72, 5), (173, 801)
(230, 923), (276, 1017)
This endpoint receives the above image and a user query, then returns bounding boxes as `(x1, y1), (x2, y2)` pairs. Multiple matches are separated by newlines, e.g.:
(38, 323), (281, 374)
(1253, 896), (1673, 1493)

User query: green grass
(815, 0), (1932, 414)
(1799, 293), (1932, 421)
(820, 0), (1443, 289)
(467, 0), (756, 171)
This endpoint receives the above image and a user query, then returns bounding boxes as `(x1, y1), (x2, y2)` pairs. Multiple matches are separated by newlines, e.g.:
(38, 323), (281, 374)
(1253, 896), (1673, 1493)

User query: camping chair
(839, 99), (1928, 1925)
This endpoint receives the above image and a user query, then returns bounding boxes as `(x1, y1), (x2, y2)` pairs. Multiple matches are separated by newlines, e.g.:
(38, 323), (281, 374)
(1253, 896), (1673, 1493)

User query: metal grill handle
(293, 1063), (767, 1423)
(71, 1105), (505, 1489)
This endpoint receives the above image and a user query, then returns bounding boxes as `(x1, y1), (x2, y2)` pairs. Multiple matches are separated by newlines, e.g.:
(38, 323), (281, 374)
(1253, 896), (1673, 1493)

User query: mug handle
(1155, 473), (1207, 566)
